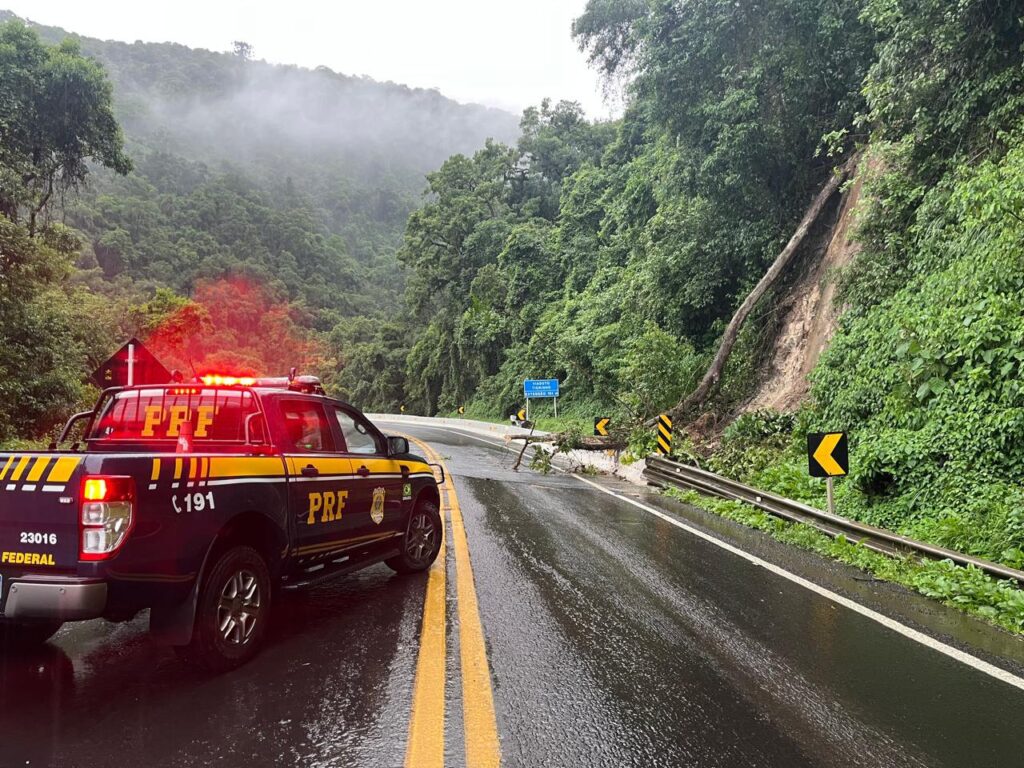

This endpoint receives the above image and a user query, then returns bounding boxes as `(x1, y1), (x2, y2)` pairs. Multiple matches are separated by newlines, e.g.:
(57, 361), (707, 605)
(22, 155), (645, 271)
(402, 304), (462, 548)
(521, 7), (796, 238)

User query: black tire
(175, 545), (271, 673)
(386, 500), (443, 574)
(0, 618), (62, 650)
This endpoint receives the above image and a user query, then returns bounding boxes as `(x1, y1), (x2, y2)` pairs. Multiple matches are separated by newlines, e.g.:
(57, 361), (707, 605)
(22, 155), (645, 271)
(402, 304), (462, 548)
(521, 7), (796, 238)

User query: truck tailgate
(0, 453), (84, 572)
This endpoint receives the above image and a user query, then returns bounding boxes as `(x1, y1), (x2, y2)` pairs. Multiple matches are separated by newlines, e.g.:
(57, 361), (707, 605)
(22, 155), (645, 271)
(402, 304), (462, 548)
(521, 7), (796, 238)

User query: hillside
(378, 0), (1024, 589)
(0, 10), (518, 322)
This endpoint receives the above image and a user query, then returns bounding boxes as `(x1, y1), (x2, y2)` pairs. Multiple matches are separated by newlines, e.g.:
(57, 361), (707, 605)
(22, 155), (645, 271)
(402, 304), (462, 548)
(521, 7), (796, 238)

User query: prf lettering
(141, 405), (217, 438)
(306, 490), (348, 525)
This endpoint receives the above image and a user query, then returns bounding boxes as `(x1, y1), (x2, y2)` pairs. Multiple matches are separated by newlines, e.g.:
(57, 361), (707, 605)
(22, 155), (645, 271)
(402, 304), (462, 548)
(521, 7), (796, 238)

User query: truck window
(279, 401), (336, 453)
(334, 408), (381, 455)
(89, 388), (261, 443)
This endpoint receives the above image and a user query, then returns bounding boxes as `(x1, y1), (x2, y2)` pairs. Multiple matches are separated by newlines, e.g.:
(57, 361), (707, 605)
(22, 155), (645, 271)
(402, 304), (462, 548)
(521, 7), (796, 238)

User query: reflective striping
(26, 456), (50, 483)
(151, 458), (161, 482)
(47, 456), (81, 483)
(5, 484), (14, 491)
(148, 483), (158, 491)
(205, 477), (286, 488)
(8, 456), (30, 482)
(174, 458), (183, 480)
(21, 484), (36, 492)
(202, 457), (210, 481)
(208, 456), (286, 478)
(0, 456), (13, 480)
(285, 456), (351, 477)
(294, 532), (394, 556)
(189, 458), (199, 480)
(42, 485), (66, 493)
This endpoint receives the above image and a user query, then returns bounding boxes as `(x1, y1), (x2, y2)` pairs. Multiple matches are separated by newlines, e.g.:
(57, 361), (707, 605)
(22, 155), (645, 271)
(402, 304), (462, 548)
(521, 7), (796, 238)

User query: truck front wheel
(175, 545), (272, 672)
(0, 618), (63, 649)
(386, 500), (443, 574)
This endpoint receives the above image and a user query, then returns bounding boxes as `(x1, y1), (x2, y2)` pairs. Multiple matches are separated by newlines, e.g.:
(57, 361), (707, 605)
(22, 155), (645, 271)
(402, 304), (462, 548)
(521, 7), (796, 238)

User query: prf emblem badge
(371, 487), (386, 525)
(402, 482), (412, 501)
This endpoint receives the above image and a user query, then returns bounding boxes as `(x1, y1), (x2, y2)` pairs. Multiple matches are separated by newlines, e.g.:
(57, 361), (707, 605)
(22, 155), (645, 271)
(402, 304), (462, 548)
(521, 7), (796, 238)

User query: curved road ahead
(1, 421), (1022, 767)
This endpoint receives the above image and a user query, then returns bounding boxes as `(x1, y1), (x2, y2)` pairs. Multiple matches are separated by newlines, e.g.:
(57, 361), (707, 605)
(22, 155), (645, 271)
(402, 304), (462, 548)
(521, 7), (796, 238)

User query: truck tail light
(80, 475), (135, 560)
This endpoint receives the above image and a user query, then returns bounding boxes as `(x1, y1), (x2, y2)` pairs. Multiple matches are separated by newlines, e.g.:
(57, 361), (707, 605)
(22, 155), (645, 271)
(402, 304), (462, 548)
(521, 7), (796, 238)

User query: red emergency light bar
(200, 374), (256, 387)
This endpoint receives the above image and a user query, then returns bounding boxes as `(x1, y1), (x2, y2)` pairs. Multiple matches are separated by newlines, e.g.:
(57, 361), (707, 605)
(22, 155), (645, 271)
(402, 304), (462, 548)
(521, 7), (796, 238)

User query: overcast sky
(6, 0), (617, 119)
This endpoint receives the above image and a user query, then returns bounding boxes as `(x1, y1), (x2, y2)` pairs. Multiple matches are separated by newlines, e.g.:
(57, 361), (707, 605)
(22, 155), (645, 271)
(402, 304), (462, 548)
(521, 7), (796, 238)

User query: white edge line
(403, 421), (1024, 693)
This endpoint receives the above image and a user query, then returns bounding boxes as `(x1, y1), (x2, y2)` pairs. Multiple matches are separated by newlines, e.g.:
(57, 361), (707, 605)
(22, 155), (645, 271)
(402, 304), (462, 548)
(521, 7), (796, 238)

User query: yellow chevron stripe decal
(47, 456), (81, 483)
(26, 456), (50, 482)
(8, 456), (30, 482)
(0, 456), (14, 481)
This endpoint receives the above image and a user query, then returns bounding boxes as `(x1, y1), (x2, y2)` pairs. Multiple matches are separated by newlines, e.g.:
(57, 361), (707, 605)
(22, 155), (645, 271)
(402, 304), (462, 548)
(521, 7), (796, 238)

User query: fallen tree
(507, 428), (628, 470)
(651, 155), (859, 426)
(509, 156), (858, 461)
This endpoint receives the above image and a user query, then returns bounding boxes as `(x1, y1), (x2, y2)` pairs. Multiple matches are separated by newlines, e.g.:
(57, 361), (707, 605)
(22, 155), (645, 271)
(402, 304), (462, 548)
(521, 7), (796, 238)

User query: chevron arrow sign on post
(807, 432), (848, 477)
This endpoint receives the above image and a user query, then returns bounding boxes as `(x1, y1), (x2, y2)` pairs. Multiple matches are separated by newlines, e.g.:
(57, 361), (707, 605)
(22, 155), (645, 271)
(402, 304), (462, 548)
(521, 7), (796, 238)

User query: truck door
(330, 406), (407, 537)
(279, 400), (358, 569)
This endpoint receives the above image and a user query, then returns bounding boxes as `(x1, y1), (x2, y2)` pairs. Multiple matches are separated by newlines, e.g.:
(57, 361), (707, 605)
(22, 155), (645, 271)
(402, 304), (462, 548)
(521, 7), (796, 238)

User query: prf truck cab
(0, 375), (442, 671)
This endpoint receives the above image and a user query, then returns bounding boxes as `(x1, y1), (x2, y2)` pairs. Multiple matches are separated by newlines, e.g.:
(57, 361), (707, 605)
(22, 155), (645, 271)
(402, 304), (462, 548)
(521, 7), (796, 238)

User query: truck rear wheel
(0, 618), (63, 650)
(386, 500), (442, 574)
(175, 545), (271, 672)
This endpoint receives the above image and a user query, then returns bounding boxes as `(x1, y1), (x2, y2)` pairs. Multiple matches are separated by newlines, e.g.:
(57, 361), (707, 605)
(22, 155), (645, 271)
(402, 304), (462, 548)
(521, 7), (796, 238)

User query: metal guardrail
(644, 456), (1024, 586)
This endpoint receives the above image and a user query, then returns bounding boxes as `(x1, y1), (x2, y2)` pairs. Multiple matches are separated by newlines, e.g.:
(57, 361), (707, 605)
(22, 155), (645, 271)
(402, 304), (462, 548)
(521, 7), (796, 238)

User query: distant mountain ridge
(0, 10), (520, 182)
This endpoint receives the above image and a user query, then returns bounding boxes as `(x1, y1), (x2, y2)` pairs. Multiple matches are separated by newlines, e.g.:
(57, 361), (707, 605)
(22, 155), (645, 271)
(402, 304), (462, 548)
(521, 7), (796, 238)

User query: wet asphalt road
(1, 422), (1023, 767)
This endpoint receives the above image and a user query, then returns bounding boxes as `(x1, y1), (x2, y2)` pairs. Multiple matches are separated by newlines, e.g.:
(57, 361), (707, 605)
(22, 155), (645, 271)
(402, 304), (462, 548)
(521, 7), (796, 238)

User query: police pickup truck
(0, 375), (442, 671)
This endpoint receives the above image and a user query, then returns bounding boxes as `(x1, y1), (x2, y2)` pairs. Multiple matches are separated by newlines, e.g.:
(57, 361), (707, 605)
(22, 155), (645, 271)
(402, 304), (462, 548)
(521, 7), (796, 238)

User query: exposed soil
(743, 170), (868, 413)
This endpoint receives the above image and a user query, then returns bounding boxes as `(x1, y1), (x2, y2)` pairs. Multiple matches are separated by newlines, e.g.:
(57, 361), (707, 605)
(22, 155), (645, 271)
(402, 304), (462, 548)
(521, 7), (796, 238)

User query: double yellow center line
(405, 437), (501, 768)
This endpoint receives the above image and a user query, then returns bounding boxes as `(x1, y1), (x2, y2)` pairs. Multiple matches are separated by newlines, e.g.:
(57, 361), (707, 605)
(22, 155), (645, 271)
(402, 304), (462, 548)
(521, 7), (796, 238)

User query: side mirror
(387, 436), (409, 456)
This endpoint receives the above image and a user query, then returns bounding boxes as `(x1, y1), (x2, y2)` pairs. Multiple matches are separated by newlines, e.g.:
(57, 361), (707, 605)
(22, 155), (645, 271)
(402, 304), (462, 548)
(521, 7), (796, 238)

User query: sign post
(807, 432), (849, 515)
(523, 379), (560, 422)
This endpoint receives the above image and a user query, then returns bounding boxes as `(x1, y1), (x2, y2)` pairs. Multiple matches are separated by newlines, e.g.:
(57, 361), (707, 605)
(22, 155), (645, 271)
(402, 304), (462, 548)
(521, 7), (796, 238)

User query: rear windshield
(89, 387), (261, 443)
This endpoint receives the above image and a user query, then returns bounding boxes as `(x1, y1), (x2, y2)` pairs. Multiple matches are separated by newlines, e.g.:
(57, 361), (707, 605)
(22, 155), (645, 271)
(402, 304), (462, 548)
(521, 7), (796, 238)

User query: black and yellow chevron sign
(656, 414), (672, 455)
(458, 406), (465, 415)
(594, 417), (611, 437)
(517, 408), (527, 421)
(807, 432), (848, 477)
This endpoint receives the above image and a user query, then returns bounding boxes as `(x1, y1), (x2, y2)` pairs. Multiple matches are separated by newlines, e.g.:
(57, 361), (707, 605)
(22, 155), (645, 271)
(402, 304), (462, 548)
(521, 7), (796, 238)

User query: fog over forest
(15, 11), (520, 181)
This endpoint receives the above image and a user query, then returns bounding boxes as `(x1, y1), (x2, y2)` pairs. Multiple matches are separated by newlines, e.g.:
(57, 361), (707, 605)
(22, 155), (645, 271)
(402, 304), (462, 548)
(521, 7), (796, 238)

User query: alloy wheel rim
(217, 568), (261, 646)
(406, 512), (437, 564)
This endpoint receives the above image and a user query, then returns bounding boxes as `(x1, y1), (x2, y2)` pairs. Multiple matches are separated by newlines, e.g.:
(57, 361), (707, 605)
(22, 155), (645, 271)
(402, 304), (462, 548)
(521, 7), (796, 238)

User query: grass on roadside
(664, 486), (1024, 635)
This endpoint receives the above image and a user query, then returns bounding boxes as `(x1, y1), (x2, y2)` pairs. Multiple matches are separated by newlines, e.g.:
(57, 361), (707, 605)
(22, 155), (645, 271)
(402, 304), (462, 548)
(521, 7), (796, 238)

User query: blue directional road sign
(524, 378), (560, 398)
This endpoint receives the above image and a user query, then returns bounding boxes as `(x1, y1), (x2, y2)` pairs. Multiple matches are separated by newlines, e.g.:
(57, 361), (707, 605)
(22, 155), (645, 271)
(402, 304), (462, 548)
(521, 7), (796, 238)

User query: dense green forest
(3, 1), (1024, 584)
(384, 0), (1024, 576)
(0, 9), (516, 439)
